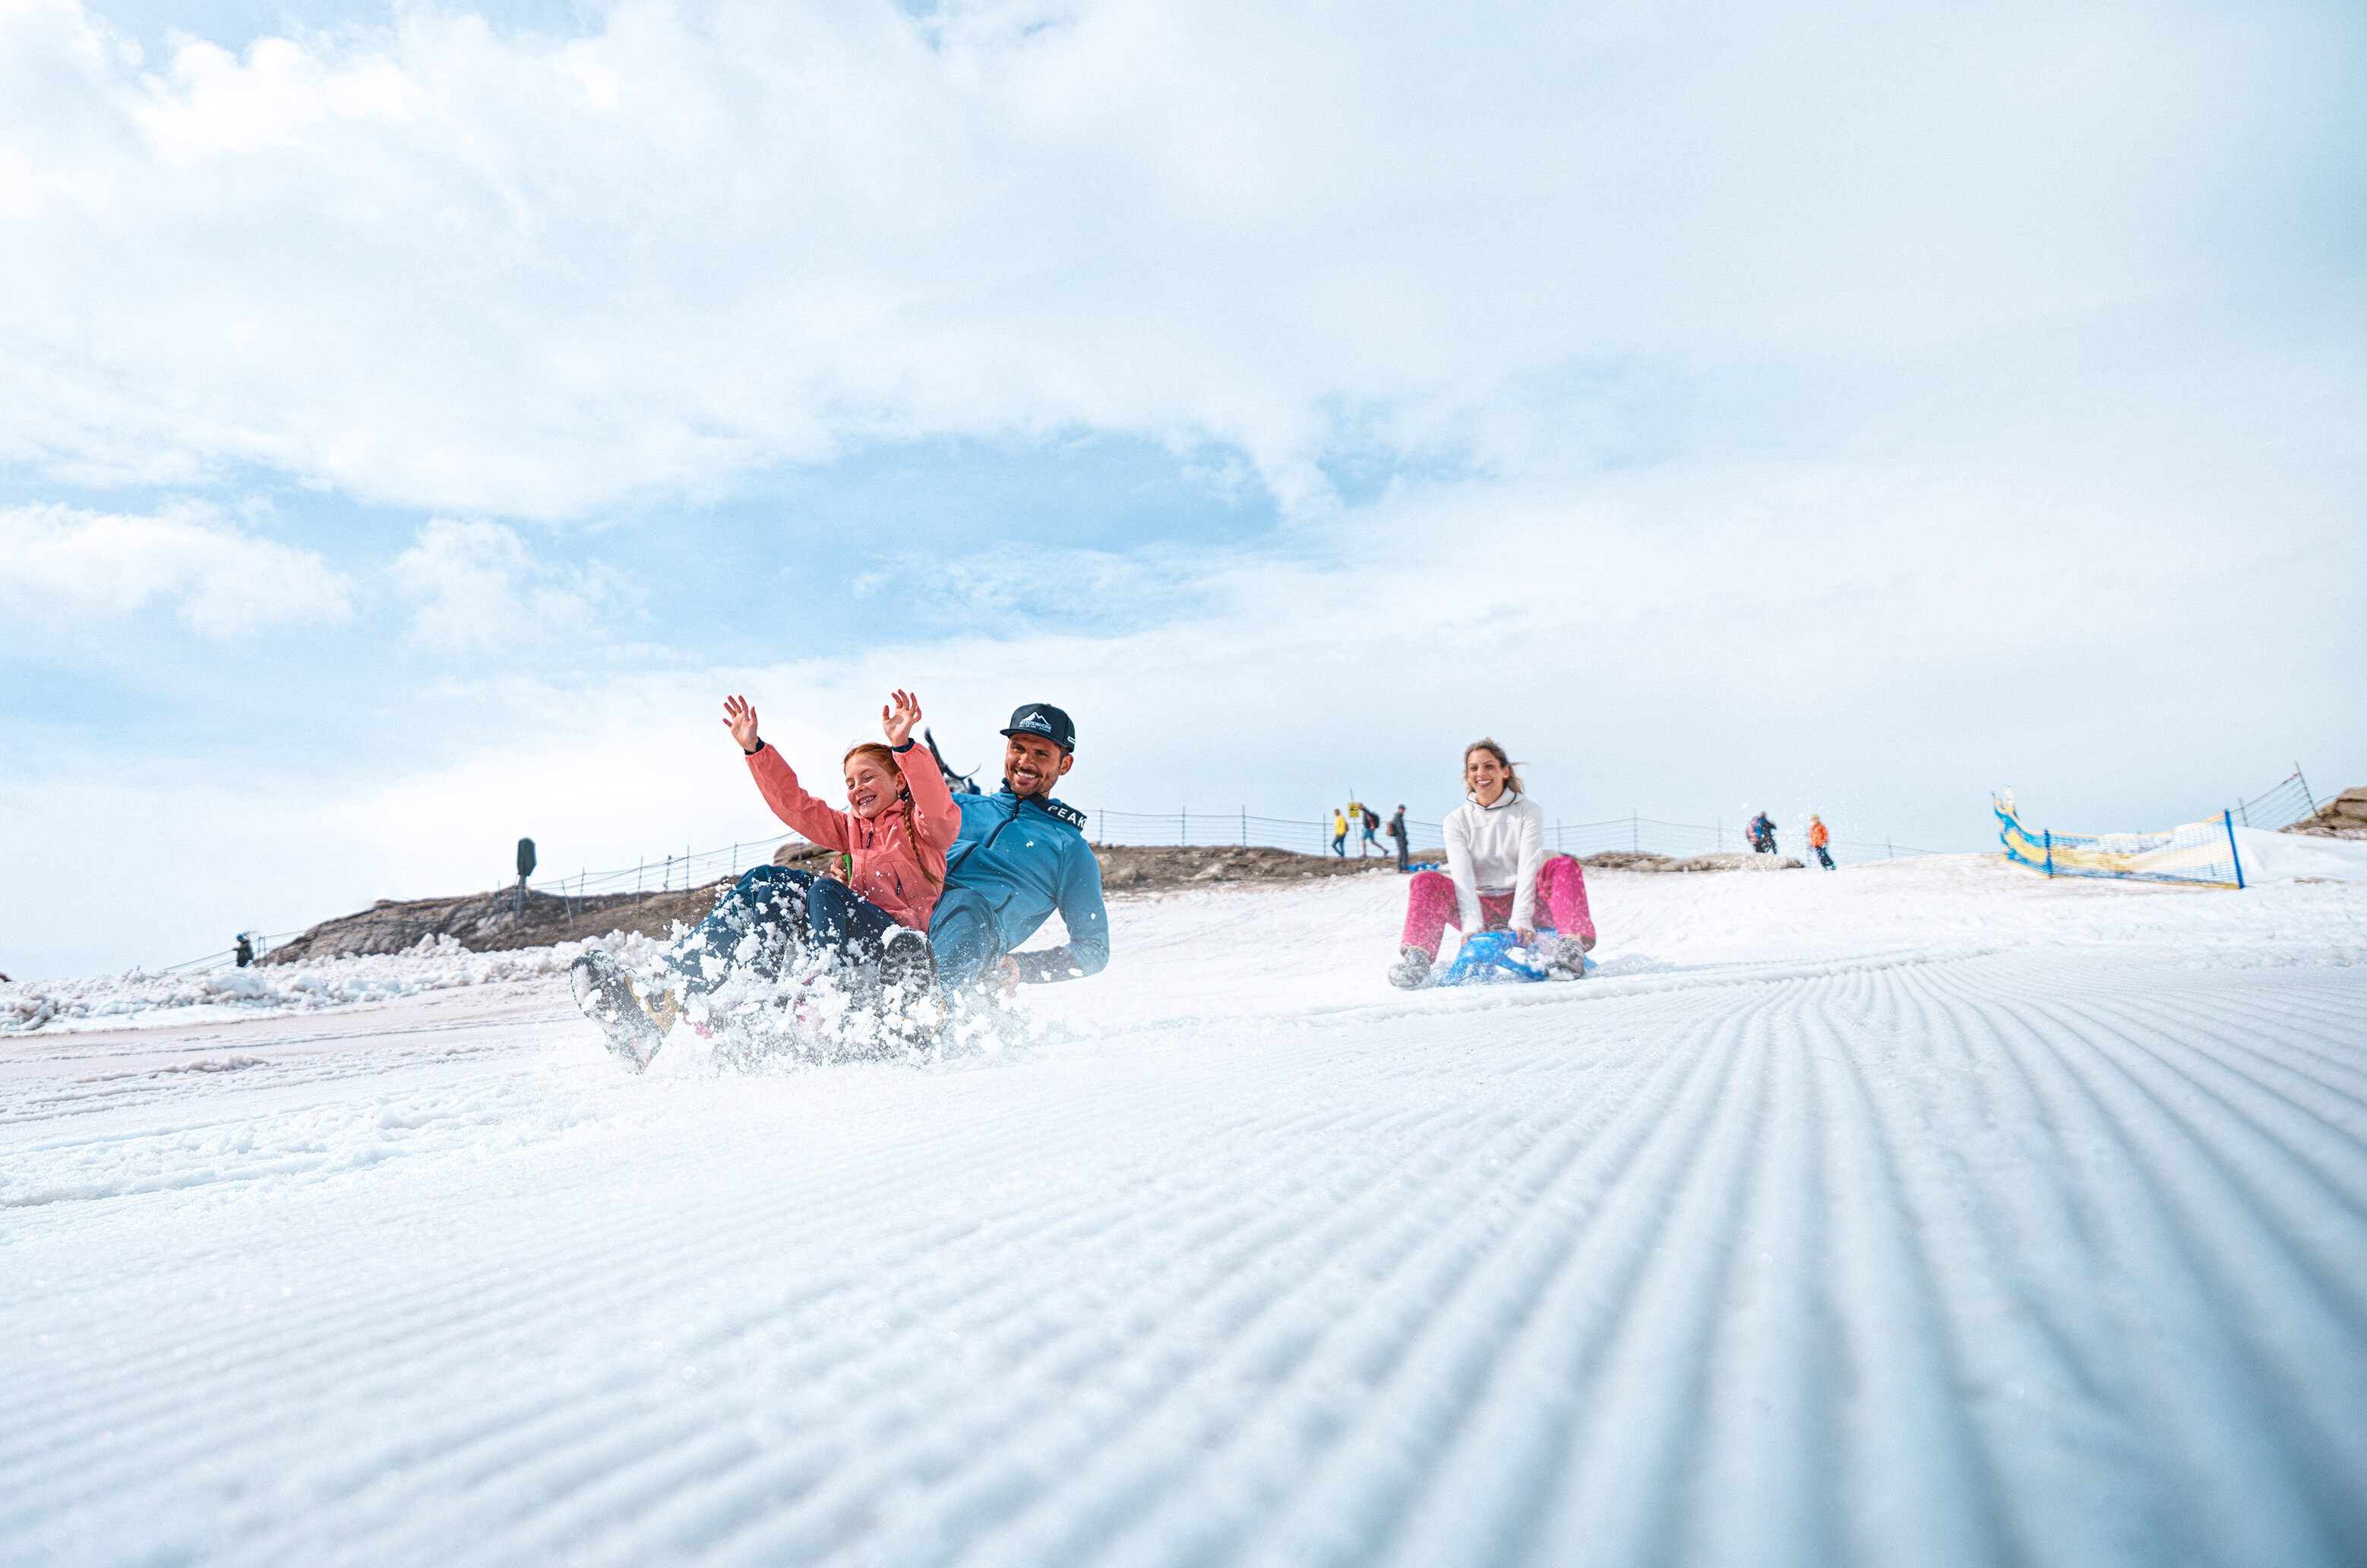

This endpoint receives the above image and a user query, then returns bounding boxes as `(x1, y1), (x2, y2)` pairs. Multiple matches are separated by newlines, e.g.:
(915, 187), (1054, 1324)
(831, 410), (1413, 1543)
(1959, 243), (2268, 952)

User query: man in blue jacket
(929, 703), (1110, 991)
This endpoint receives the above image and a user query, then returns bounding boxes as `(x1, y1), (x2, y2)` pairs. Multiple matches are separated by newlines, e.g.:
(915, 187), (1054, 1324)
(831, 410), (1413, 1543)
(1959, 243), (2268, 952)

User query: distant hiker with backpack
(1748, 811), (1778, 855)
(1809, 814), (1835, 870)
(1389, 738), (1595, 988)
(928, 703), (1109, 994)
(1358, 803), (1385, 858)
(1387, 805), (1409, 872)
(570, 688), (960, 1070)
(1332, 808), (1349, 857)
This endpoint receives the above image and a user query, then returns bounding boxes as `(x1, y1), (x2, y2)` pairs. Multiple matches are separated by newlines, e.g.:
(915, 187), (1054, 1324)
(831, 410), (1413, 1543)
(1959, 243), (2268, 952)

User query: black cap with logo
(1000, 703), (1076, 753)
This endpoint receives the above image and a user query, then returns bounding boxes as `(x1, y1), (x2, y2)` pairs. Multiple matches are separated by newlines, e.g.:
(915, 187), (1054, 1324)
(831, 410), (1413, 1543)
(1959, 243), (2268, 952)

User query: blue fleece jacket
(939, 787), (1109, 980)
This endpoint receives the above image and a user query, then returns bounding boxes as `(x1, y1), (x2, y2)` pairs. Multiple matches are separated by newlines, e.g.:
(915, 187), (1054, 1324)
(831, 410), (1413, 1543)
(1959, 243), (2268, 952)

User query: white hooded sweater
(1443, 789), (1547, 931)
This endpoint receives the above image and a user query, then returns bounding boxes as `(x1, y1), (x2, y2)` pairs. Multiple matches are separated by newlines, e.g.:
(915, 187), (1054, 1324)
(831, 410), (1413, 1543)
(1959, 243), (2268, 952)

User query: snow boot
(880, 925), (936, 997)
(1547, 934), (1591, 980)
(1388, 946), (1433, 990)
(570, 950), (668, 1072)
(877, 927), (944, 1045)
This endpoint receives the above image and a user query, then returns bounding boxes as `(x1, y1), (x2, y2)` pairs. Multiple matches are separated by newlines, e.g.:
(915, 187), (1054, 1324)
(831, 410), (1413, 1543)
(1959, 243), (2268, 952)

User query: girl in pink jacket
(731, 688), (961, 934)
(569, 689), (960, 1070)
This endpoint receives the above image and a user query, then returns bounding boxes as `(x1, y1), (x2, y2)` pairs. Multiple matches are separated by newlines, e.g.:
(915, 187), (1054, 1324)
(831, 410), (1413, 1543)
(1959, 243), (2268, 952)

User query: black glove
(1008, 947), (1088, 985)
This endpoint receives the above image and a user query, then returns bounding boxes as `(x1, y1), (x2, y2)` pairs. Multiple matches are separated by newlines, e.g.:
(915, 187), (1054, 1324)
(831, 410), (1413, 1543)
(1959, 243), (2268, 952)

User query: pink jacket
(744, 741), (961, 931)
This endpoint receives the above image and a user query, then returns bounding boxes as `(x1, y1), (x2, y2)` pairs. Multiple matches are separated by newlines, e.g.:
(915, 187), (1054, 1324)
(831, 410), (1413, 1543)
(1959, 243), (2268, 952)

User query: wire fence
(155, 836), (814, 974)
(524, 833), (807, 910)
(159, 928), (308, 975)
(2230, 767), (2317, 830)
(148, 761), (2335, 975)
(1081, 808), (1943, 864)
(144, 791), (2038, 976)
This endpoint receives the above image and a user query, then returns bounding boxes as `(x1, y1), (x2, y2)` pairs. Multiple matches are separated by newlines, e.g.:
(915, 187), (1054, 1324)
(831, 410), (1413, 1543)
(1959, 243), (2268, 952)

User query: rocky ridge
(261, 843), (845, 963)
(2281, 786), (2367, 841)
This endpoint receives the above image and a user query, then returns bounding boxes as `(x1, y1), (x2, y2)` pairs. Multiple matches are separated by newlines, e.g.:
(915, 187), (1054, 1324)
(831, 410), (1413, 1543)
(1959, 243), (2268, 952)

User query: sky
(3, 0), (2363, 980)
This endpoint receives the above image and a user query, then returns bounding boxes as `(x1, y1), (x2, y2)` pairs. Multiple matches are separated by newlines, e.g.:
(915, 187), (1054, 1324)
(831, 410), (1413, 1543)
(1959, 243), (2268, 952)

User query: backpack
(1363, 809), (1379, 831)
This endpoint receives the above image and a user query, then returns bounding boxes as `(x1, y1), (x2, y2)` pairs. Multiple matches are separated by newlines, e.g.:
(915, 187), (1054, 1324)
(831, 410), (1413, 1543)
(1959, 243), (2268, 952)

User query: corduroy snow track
(4, 855), (2365, 1566)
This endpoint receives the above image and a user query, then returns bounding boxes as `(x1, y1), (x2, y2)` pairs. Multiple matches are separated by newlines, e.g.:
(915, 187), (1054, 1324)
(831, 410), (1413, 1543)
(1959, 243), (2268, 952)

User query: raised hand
(722, 694), (762, 753)
(881, 688), (922, 748)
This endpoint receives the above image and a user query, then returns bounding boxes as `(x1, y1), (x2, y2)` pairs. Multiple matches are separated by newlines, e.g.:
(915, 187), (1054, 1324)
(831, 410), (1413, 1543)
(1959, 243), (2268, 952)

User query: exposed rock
(2280, 786), (2367, 841)
(1676, 851), (1807, 872)
(1091, 843), (1398, 895)
(264, 878), (747, 963)
(1579, 849), (1806, 873)
(1579, 851), (1673, 872)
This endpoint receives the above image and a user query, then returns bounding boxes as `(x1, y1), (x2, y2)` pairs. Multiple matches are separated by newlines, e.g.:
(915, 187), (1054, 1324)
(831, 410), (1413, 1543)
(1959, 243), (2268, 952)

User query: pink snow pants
(1400, 856), (1594, 958)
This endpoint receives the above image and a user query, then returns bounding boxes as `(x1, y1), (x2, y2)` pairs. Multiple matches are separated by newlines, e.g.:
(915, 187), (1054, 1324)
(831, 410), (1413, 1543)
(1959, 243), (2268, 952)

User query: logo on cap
(1022, 714), (1051, 732)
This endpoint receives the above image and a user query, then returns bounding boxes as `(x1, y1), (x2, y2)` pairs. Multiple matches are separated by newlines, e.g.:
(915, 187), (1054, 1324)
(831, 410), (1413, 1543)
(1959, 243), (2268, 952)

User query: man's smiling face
(1003, 733), (1073, 799)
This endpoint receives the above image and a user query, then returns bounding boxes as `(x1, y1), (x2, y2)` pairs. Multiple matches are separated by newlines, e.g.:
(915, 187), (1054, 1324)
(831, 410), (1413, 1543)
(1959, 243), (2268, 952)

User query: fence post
(2223, 809), (2245, 890)
(1241, 807), (1247, 846)
(1098, 808), (1105, 845)
(1180, 809), (1187, 846)
(2043, 830), (2053, 878)
(2296, 763), (2315, 815)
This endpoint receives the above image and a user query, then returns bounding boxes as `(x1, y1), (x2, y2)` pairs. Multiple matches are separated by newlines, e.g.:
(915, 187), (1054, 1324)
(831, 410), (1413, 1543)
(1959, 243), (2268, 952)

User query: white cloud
(390, 517), (607, 652)
(0, 0), (2356, 515)
(0, 502), (353, 634)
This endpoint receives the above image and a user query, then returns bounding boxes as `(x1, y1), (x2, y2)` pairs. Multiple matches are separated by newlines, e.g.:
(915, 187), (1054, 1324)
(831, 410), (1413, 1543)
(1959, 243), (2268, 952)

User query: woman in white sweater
(1389, 738), (1595, 988)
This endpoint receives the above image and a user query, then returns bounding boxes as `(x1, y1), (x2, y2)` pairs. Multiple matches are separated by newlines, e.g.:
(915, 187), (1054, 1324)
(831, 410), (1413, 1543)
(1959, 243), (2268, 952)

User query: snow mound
(0, 929), (668, 1035)
(2233, 825), (2367, 883)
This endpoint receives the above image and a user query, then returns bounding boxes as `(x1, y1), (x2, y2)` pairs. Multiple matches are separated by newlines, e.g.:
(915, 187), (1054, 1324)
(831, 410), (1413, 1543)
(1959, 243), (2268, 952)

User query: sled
(1435, 928), (1591, 986)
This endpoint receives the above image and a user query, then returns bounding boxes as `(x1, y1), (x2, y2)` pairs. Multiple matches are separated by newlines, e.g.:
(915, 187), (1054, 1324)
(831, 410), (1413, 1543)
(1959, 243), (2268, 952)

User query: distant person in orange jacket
(1808, 814), (1835, 870)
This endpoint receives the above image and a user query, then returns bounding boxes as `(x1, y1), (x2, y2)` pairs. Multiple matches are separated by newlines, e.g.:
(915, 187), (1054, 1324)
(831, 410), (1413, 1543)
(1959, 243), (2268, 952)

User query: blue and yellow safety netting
(1993, 790), (2244, 888)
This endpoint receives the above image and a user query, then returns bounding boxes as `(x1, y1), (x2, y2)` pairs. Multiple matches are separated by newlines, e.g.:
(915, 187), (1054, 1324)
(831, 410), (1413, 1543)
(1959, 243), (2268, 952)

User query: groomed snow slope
(4, 856), (2365, 1567)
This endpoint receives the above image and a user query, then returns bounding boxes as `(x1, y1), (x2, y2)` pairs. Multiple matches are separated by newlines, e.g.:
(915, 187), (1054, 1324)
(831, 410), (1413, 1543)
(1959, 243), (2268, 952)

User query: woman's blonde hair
(843, 742), (940, 886)
(1462, 737), (1526, 796)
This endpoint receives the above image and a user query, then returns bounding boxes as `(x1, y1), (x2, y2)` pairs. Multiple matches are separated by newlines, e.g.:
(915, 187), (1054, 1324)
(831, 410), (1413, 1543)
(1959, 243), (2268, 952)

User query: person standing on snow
(1808, 814), (1835, 870)
(1389, 738), (1595, 988)
(1331, 808), (1349, 857)
(928, 703), (1110, 994)
(570, 688), (959, 1069)
(234, 934), (253, 969)
(1387, 805), (1409, 872)
(1748, 810), (1778, 855)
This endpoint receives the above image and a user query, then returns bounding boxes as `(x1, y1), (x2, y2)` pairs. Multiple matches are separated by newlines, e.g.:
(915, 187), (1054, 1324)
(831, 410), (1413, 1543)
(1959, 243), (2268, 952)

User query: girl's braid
(901, 785), (940, 886)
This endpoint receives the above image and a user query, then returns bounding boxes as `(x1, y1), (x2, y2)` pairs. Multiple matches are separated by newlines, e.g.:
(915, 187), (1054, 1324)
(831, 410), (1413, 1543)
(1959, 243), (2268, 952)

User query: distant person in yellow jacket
(1332, 808), (1349, 857)
(1809, 814), (1835, 871)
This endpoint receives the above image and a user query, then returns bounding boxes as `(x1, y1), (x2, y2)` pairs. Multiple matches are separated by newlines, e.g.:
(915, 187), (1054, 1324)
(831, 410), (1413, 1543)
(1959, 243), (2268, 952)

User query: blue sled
(1436, 928), (1591, 986)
